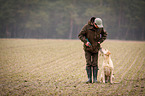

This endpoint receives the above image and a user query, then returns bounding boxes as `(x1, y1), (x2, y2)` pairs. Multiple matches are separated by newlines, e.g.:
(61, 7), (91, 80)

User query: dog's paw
(110, 81), (113, 84)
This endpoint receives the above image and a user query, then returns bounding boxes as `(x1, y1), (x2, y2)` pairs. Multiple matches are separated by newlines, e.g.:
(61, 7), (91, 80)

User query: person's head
(94, 18), (103, 28)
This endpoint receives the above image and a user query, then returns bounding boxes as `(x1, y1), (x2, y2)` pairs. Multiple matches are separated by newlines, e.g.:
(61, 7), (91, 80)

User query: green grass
(0, 39), (145, 96)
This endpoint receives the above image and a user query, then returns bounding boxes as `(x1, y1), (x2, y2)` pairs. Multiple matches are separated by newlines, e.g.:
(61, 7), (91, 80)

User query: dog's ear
(107, 51), (111, 56)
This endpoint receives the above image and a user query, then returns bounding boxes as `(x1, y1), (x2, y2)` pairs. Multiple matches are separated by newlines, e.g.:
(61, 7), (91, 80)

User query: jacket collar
(89, 25), (98, 31)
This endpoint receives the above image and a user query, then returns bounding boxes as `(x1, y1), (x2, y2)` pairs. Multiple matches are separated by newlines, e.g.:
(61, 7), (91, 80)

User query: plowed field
(0, 39), (144, 96)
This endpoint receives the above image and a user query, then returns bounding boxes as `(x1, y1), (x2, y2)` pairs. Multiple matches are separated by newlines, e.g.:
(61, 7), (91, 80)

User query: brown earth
(0, 39), (144, 96)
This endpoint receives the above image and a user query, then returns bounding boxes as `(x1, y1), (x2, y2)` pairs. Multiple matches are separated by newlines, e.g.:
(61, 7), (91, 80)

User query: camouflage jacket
(78, 19), (107, 53)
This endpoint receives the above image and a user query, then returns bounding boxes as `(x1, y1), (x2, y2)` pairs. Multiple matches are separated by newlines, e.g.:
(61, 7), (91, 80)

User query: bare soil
(0, 39), (144, 96)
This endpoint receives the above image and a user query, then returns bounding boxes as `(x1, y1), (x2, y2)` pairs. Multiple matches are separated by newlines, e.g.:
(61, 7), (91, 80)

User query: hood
(88, 17), (96, 25)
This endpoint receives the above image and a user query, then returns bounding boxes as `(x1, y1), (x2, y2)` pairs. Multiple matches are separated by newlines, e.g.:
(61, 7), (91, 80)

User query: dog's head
(100, 48), (111, 57)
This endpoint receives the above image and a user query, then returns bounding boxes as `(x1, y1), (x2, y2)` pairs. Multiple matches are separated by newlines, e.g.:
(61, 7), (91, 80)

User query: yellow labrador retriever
(100, 48), (114, 83)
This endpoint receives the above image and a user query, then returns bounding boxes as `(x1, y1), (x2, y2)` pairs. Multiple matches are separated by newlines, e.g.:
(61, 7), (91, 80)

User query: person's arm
(98, 29), (107, 43)
(78, 24), (88, 44)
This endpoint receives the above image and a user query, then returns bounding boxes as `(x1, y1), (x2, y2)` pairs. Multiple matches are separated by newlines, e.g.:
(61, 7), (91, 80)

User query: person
(78, 17), (107, 83)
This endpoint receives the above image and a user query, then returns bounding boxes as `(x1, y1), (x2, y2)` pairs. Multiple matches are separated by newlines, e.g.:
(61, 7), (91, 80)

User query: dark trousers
(85, 51), (99, 83)
(85, 51), (98, 69)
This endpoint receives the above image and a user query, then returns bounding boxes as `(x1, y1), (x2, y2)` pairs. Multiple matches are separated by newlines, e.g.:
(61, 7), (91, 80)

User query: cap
(94, 18), (103, 28)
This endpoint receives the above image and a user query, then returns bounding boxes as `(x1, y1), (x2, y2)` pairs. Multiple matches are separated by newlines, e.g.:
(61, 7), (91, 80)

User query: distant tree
(0, 0), (144, 40)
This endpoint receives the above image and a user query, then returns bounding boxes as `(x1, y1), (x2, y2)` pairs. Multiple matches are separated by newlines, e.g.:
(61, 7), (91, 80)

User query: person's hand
(98, 42), (101, 48)
(85, 42), (91, 47)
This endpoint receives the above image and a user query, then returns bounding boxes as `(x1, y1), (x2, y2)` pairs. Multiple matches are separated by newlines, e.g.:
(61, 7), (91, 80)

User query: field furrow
(112, 49), (144, 95)
(120, 49), (142, 82)
(0, 39), (144, 96)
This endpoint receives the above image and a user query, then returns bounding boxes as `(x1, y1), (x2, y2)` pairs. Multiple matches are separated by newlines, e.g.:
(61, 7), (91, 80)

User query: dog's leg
(103, 70), (105, 83)
(110, 70), (113, 84)
(100, 73), (103, 82)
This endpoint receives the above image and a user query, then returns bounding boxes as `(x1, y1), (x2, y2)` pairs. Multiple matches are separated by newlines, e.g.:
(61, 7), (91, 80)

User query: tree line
(0, 0), (145, 40)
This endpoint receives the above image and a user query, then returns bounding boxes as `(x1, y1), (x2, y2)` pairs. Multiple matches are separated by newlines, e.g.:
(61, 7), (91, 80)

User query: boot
(86, 66), (92, 83)
(93, 66), (99, 83)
